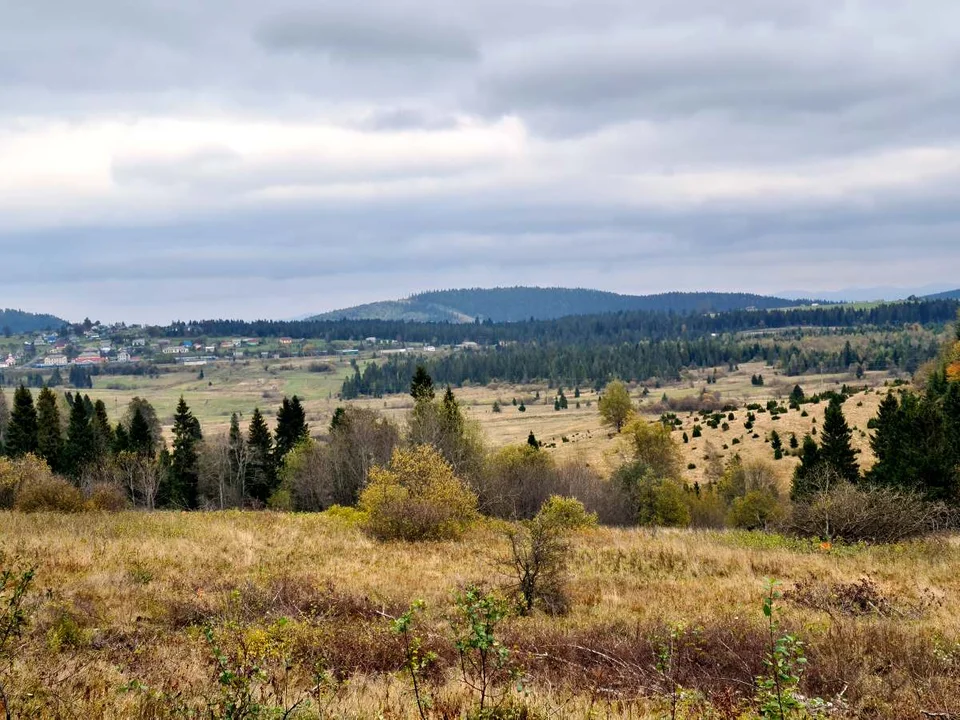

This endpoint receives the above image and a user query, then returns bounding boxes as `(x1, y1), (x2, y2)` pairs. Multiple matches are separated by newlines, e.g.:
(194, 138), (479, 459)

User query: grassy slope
(0, 512), (957, 717)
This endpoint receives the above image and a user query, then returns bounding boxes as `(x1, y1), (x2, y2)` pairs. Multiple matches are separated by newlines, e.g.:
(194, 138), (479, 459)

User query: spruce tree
(113, 422), (130, 454)
(0, 386), (9, 453)
(820, 397), (859, 483)
(167, 396), (203, 509)
(274, 395), (308, 463)
(247, 407), (275, 503)
(64, 393), (94, 477)
(791, 435), (822, 500)
(410, 366), (435, 402)
(35, 387), (63, 471)
(5, 385), (38, 458)
(91, 400), (114, 464)
(128, 407), (154, 457)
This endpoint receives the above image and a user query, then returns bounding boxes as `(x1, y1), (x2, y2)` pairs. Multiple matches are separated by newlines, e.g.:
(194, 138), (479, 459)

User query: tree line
(165, 298), (959, 345)
(0, 386), (309, 510)
(340, 333), (944, 398)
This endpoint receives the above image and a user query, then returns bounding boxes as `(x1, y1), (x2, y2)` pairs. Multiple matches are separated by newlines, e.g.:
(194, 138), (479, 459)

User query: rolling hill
(309, 287), (810, 323)
(0, 308), (68, 334)
(923, 289), (960, 300)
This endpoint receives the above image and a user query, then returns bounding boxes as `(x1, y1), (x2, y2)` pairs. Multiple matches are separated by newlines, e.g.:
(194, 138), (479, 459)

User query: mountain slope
(923, 289), (960, 300)
(309, 287), (809, 323)
(0, 308), (68, 334)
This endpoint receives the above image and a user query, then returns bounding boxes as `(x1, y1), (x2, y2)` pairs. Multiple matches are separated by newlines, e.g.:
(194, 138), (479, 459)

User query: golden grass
(2, 511), (959, 718)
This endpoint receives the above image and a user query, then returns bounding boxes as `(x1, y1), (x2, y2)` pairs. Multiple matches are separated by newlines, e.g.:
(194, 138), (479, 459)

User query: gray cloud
(2, 0), (960, 322)
(255, 8), (480, 62)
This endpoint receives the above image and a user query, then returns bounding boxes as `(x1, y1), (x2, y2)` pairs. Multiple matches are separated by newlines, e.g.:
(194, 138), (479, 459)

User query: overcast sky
(3, 0), (960, 323)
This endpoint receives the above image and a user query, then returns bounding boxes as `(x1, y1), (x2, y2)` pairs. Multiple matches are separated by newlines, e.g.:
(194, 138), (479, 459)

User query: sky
(2, 0), (960, 324)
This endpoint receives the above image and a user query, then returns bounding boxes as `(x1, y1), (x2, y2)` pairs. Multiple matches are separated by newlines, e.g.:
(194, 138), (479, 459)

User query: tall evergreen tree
(64, 393), (94, 478)
(820, 397), (859, 483)
(410, 366), (435, 402)
(0, 386), (9, 453)
(128, 407), (155, 457)
(274, 395), (308, 463)
(90, 400), (114, 464)
(166, 396), (203, 508)
(791, 435), (822, 499)
(35, 387), (63, 471)
(113, 422), (130, 454)
(5, 385), (38, 458)
(247, 407), (275, 504)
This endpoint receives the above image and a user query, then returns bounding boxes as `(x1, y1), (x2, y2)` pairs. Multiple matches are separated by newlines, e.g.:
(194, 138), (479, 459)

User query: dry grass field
(1, 511), (958, 718)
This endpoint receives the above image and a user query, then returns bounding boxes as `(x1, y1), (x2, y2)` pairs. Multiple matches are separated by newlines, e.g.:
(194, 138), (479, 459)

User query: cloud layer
(2, 0), (960, 322)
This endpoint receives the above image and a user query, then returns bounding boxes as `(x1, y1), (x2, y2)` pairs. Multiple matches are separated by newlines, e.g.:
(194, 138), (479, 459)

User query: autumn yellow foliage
(360, 444), (478, 540)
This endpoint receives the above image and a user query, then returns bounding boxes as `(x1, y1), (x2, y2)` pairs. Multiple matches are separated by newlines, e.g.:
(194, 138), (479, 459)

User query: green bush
(535, 495), (597, 531)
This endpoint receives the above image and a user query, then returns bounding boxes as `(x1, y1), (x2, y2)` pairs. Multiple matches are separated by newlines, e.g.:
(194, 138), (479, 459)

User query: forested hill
(0, 308), (67, 334)
(177, 298), (960, 345)
(309, 287), (809, 323)
(924, 289), (960, 300)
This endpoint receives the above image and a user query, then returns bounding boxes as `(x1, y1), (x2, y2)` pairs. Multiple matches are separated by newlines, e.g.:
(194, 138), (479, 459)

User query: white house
(43, 355), (69, 367)
(116, 351), (131, 363)
(131, 338), (146, 347)
(162, 346), (190, 355)
(2, 354), (15, 368)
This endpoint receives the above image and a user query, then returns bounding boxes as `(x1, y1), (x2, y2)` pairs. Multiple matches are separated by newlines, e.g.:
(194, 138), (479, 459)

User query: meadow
(1, 510), (958, 718)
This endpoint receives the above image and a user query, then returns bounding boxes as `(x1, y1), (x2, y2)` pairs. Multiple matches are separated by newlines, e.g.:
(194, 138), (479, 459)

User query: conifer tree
(35, 386), (63, 471)
(113, 422), (130, 454)
(64, 393), (94, 477)
(128, 407), (155, 457)
(247, 407), (275, 503)
(0, 386), (9, 453)
(91, 400), (114, 464)
(166, 396), (203, 509)
(274, 395), (308, 463)
(791, 435), (822, 500)
(5, 385), (38, 458)
(410, 365), (435, 402)
(820, 397), (859, 483)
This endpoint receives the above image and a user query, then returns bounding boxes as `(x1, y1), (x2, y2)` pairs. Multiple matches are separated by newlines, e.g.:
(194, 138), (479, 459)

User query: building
(116, 351), (131, 363)
(2, 354), (15, 368)
(162, 346), (190, 355)
(131, 338), (146, 347)
(42, 355), (69, 367)
(279, 337), (294, 345)
(74, 353), (105, 365)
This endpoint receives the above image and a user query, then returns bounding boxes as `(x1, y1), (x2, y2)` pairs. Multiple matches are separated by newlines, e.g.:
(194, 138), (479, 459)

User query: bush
(787, 482), (951, 543)
(86, 483), (128, 512)
(0, 454), (54, 509)
(535, 495), (597, 531)
(14, 475), (85, 513)
(360, 445), (478, 541)
(323, 504), (367, 526)
(728, 489), (787, 531)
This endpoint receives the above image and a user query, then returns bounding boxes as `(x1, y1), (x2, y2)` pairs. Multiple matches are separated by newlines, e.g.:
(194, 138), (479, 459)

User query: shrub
(360, 445), (478, 541)
(728, 489), (787, 531)
(0, 455), (54, 509)
(787, 482), (950, 543)
(323, 504), (367, 526)
(14, 475), (85, 513)
(535, 495), (597, 531)
(86, 483), (128, 512)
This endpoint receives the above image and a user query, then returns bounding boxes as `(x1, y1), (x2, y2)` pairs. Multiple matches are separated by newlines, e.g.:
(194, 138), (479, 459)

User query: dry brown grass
(2, 511), (959, 718)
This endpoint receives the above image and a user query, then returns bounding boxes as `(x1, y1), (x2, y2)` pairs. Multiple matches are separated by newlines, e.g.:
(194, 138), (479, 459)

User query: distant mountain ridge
(0, 308), (68, 334)
(309, 287), (811, 323)
(922, 289), (960, 300)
